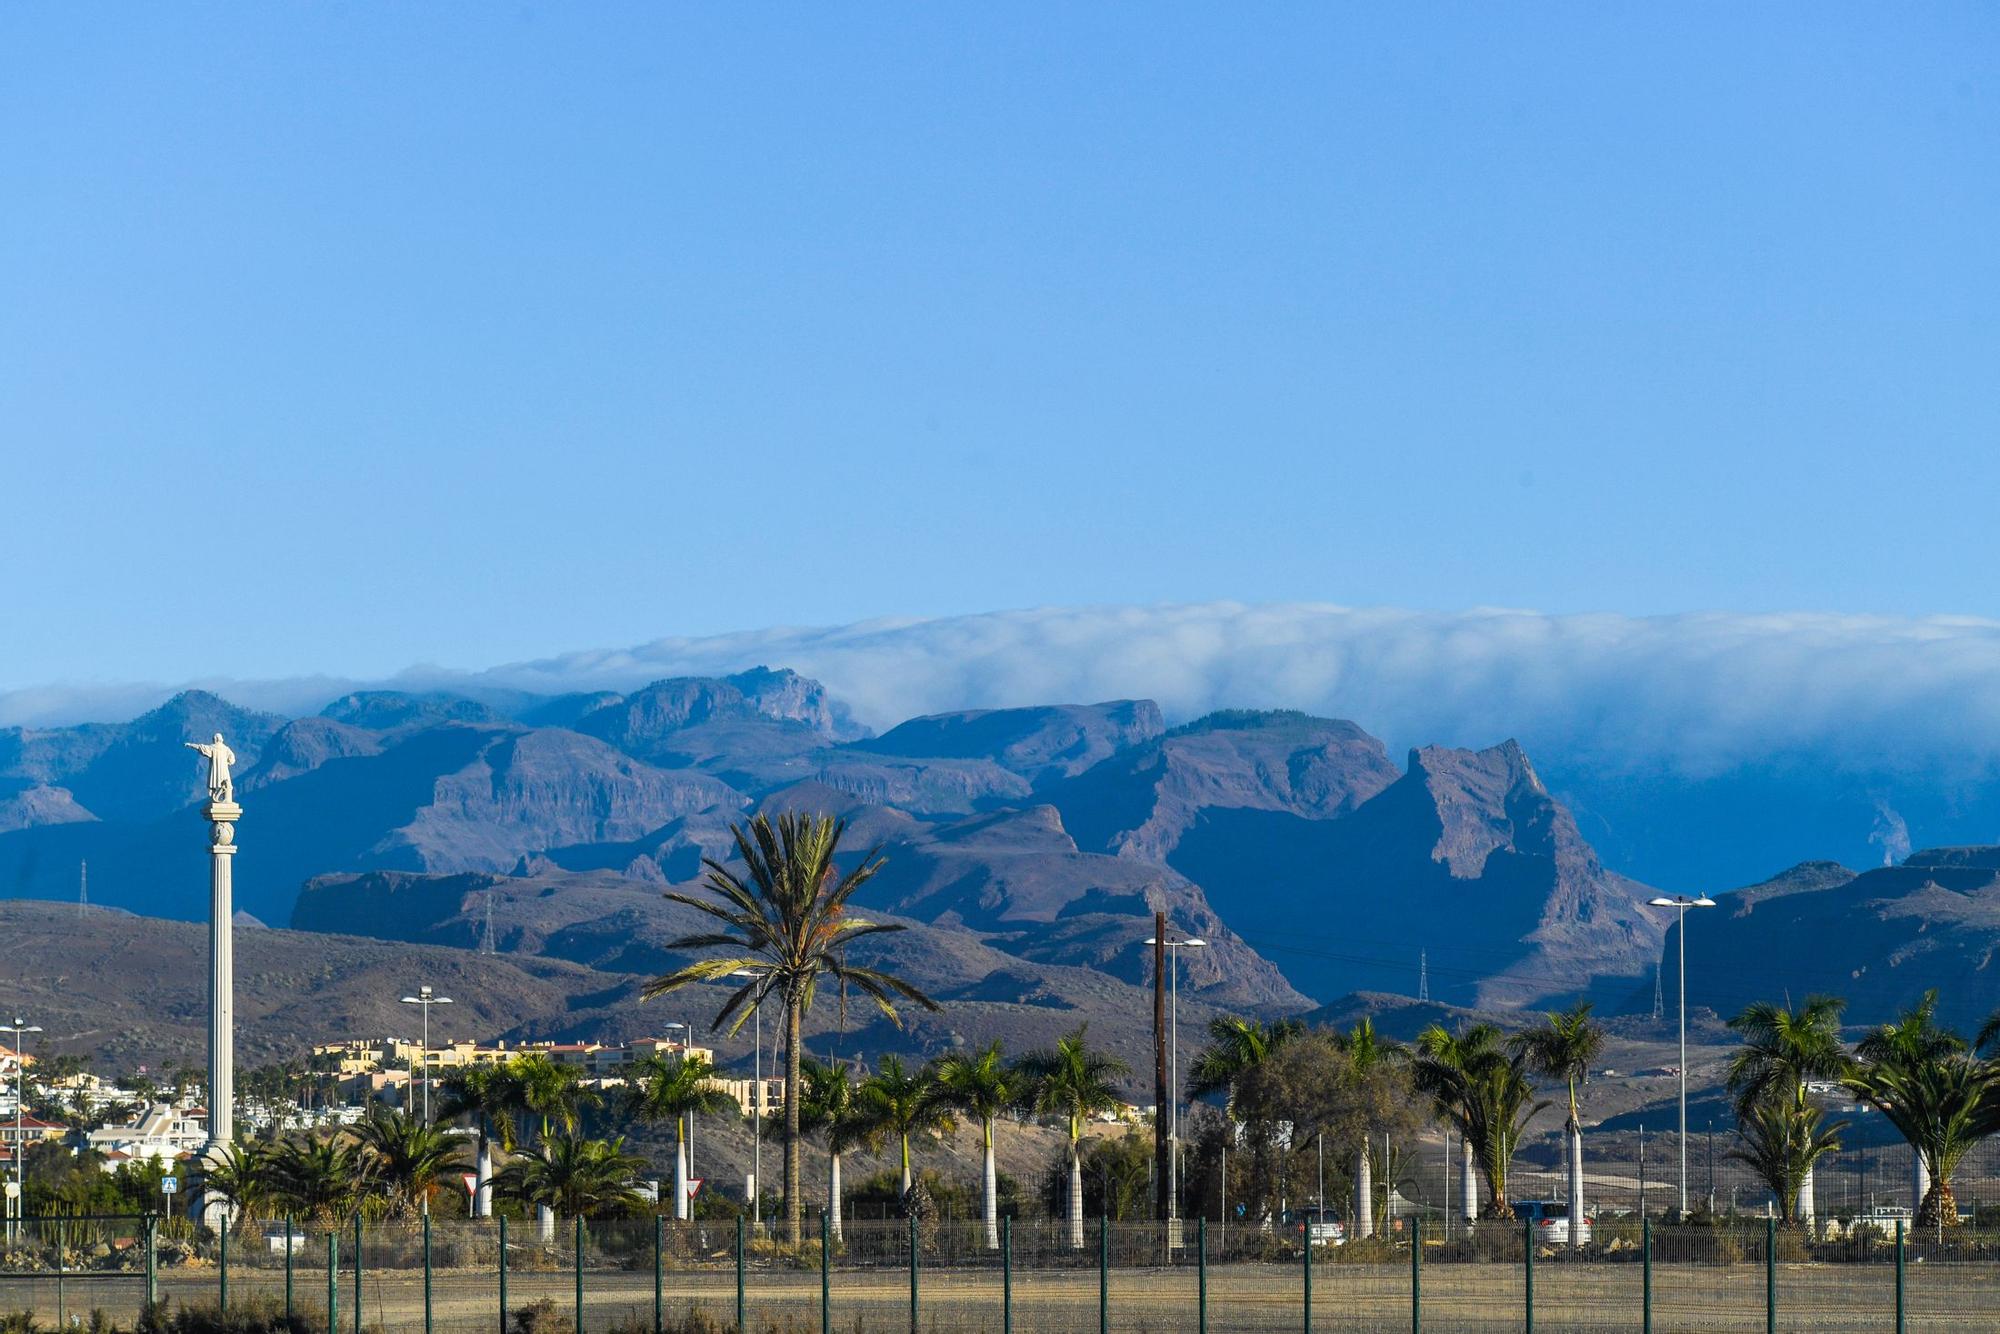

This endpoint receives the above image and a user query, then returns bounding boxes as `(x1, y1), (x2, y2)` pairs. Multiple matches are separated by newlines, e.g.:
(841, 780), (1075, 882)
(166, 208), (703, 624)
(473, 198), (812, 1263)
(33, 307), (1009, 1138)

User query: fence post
(1523, 1218), (1535, 1334)
(425, 1212), (435, 1334)
(1197, 1216), (1207, 1334)
(57, 1216), (67, 1330)
(219, 1214), (228, 1312)
(146, 1214), (158, 1310)
(822, 1210), (832, 1334)
(1002, 1215), (1013, 1334)
(327, 1231), (339, 1334)
(575, 1217), (586, 1334)
(909, 1213), (921, 1334)
(286, 1216), (296, 1321)
(737, 1214), (747, 1333)
(353, 1212), (364, 1334)
(1301, 1220), (1311, 1334)
(654, 1213), (664, 1334)
(1642, 1218), (1651, 1334)
(1895, 1219), (1905, 1334)
(498, 1214), (509, 1334)
(1765, 1217), (1775, 1334)
(1411, 1217), (1421, 1334)
(1099, 1217), (1109, 1334)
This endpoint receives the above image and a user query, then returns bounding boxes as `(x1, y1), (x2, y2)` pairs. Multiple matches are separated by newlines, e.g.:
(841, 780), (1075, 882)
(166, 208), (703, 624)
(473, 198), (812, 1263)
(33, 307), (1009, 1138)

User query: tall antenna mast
(1653, 963), (1664, 1022)
(479, 892), (497, 954)
(1418, 949), (1429, 1003)
(78, 860), (88, 919)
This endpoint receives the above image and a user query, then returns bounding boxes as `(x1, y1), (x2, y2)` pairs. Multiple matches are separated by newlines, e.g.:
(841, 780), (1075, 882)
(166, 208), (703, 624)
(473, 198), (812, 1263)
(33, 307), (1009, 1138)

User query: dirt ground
(8, 1258), (1997, 1332)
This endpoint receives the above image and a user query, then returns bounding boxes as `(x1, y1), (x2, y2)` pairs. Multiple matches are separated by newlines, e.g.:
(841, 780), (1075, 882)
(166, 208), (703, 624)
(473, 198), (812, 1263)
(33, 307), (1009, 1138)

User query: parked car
(1284, 1205), (1348, 1245)
(1511, 1200), (1592, 1245)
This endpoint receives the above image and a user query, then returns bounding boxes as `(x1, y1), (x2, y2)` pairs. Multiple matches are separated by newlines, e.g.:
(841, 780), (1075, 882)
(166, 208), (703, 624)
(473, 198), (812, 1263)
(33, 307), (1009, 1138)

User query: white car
(1513, 1200), (1592, 1245)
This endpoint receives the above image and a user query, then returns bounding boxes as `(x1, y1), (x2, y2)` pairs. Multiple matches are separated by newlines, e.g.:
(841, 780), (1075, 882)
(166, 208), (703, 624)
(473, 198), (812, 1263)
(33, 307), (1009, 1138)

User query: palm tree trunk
(829, 1149), (844, 1243)
(1796, 1164), (1816, 1234)
(900, 1132), (912, 1196)
(1918, 1176), (1957, 1228)
(675, 1122), (690, 1222)
(1913, 1152), (1931, 1218)
(476, 1129), (493, 1219)
(785, 990), (804, 1246)
(1460, 1137), (1476, 1222)
(537, 1204), (554, 1244)
(982, 1119), (999, 1251)
(1568, 1122), (1584, 1250)
(1355, 1144), (1373, 1239)
(1068, 1134), (1086, 1250)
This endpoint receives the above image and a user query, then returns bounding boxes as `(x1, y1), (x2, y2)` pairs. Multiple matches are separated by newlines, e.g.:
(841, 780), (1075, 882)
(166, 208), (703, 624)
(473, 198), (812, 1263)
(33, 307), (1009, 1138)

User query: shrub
(509, 1299), (573, 1334)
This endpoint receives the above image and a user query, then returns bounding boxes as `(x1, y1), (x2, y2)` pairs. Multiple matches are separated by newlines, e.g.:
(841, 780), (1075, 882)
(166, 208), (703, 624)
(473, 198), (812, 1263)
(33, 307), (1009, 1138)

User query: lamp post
(1143, 934), (1207, 1221)
(3, 1019), (41, 1238)
(729, 970), (765, 1227)
(1647, 894), (1715, 1217)
(398, 986), (454, 1124)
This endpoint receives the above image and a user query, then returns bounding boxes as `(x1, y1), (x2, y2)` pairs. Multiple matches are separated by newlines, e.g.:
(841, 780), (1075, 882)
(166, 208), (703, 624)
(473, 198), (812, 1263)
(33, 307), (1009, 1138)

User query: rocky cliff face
(856, 701), (1166, 786)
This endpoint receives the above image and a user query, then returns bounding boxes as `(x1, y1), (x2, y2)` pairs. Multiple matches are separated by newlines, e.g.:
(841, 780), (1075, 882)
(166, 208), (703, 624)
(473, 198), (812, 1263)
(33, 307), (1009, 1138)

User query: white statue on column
(189, 733), (240, 1235)
(184, 734), (237, 803)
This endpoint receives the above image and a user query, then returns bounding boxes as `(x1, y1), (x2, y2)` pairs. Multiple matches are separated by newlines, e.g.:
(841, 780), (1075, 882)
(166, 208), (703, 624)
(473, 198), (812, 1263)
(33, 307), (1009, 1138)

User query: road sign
(3, 1182), (18, 1200)
(161, 1177), (179, 1195)
(687, 1178), (704, 1199)
(462, 1174), (478, 1196)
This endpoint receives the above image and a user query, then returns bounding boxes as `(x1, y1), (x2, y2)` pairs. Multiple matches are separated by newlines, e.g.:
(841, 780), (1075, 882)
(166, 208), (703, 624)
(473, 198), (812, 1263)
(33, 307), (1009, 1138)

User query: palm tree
(356, 1108), (467, 1216)
(195, 1141), (274, 1230)
(1726, 997), (1850, 1227)
(641, 812), (941, 1244)
(1020, 1025), (1130, 1249)
(795, 1057), (873, 1243)
(269, 1134), (369, 1223)
(436, 1064), (518, 1218)
(497, 1134), (648, 1222)
(626, 1053), (738, 1222)
(506, 1053), (598, 1239)
(931, 1042), (1024, 1249)
(1509, 1003), (1606, 1244)
(1331, 1018), (1405, 1239)
(1728, 1098), (1846, 1225)
(1185, 1016), (1303, 1111)
(857, 1055), (954, 1201)
(1848, 995), (1997, 1227)
(1415, 1023), (1544, 1220)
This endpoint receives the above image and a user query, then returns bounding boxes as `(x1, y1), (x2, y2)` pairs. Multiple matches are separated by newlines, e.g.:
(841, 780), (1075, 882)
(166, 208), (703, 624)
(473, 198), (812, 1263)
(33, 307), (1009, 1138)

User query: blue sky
(3, 5), (1996, 690)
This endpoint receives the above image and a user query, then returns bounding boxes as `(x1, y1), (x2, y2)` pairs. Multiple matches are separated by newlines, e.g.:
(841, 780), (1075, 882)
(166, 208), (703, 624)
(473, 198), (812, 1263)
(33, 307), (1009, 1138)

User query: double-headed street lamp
(3, 1018), (42, 1237)
(398, 986), (453, 1125)
(1144, 934), (1207, 1220)
(1647, 894), (1715, 1217)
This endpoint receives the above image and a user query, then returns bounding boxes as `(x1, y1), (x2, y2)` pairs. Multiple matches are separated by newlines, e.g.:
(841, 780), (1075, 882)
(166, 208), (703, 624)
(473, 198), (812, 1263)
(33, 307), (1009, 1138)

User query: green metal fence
(4, 1213), (1997, 1331)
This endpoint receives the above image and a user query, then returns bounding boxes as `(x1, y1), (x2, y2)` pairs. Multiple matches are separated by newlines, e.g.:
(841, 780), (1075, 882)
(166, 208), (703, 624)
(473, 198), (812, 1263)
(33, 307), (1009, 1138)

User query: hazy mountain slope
(853, 701), (1165, 786)
(1169, 740), (1665, 1008)
(1668, 848), (2000, 1031)
(1046, 710), (1401, 862)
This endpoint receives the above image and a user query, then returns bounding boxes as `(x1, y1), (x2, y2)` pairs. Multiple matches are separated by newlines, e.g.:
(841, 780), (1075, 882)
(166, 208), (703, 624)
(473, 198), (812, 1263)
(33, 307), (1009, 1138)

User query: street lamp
(3, 1018), (42, 1237)
(1144, 935), (1207, 1220)
(730, 970), (765, 1228)
(1647, 894), (1716, 1217)
(398, 986), (453, 1125)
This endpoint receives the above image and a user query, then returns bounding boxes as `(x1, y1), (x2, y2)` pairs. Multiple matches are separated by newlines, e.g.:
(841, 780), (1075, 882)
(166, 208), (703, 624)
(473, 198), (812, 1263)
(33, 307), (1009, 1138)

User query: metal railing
(2, 1211), (1992, 1331)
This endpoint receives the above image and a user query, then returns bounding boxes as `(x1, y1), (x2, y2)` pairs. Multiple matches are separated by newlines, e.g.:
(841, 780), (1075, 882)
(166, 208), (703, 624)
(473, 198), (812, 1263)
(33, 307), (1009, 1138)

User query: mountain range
(3, 666), (1988, 1037)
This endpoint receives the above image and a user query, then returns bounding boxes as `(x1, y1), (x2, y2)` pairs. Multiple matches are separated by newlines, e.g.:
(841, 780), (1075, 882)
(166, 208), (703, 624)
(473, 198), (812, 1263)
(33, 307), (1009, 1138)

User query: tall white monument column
(186, 733), (239, 1234)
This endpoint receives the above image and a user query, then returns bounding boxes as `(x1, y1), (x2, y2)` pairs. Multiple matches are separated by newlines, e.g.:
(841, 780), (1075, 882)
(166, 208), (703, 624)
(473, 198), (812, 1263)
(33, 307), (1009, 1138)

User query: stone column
(199, 798), (240, 1232)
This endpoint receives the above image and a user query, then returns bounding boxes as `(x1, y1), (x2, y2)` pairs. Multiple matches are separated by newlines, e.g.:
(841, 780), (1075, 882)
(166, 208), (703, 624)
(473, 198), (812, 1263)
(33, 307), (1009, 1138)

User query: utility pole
(1418, 950), (1429, 1003)
(78, 861), (88, 920)
(1152, 911), (1170, 1224)
(1652, 965), (1663, 1023)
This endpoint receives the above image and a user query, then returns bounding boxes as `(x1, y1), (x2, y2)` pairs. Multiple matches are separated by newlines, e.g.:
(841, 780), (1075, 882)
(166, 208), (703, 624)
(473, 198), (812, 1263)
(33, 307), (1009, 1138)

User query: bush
(136, 1297), (315, 1334)
(509, 1299), (573, 1334)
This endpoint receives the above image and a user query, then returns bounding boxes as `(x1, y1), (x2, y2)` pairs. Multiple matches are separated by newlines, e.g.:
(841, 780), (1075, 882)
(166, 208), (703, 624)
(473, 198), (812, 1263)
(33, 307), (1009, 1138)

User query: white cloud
(8, 602), (2000, 779)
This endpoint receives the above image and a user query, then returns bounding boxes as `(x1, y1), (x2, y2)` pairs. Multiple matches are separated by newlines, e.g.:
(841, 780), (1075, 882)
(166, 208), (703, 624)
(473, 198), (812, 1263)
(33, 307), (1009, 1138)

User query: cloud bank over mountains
(9, 602), (2000, 781)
